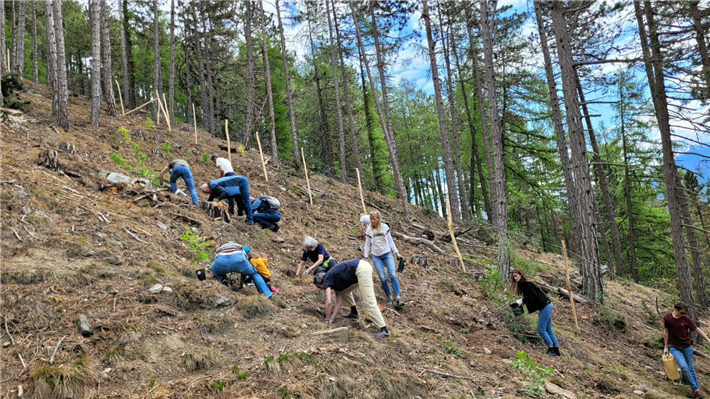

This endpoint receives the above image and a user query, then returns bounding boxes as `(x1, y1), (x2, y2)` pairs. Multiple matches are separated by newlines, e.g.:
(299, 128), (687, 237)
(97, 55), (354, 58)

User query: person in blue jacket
(251, 197), (281, 232)
(159, 159), (199, 205)
(201, 175), (254, 225)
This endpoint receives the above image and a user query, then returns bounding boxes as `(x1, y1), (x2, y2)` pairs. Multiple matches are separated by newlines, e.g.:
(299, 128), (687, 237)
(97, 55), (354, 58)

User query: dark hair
(211, 154), (219, 161)
(314, 272), (326, 286)
(509, 269), (540, 296)
(674, 302), (689, 312)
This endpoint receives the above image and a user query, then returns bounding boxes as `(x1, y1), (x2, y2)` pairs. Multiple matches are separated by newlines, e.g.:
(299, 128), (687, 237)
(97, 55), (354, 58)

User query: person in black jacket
(510, 269), (560, 356)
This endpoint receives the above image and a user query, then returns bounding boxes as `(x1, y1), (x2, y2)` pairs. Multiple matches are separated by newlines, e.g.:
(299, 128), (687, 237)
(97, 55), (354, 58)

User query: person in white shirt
(211, 154), (235, 177)
(364, 210), (404, 306)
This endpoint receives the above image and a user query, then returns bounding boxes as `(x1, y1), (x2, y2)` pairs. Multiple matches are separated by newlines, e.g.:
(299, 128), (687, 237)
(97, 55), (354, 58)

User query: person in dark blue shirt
(297, 236), (338, 275)
(201, 175), (253, 225)
(313, 258), (390, 338)
(251, 198), (281, 232)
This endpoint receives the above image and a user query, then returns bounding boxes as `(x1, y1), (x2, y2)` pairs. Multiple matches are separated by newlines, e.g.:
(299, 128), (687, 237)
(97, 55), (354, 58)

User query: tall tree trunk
(677, 171), (708, 308)
(90, 0), (102, 127)
(185, 39), (193, 125)
(634, 0), (696, 316)
(168, 0), (175, 123)
(307, 16), (333, 175)
(439, 6), (470, 220)
(325, 0), (347, 182)
(689, 0), (710, 97)
(244, 0), (256, 148)
(201, 14), (215, 134)
(0, 0), (5, 79)
(45, 0), (57, 114)
(330, 0), (363, 177)
(11, 0), (16, 71)
(620, 106), (638, 280)
(550, 1), (603, 301)
(119, 0), (129, 108)
(258, 0), (278, 160)
(31, 1), (37, 83)
(14, 0), (26, 73)
(435, 167), (447, 218)
(191, 5), (208, 130)
(480, 0), (510, 280)
(53, 0), (69, 132)
(122, 0), (136, 108)
(355, 3), (409, 215)
(100, 0), (116, 116)
(275, 0), (300, 168)
(153, 0), (161, 116)
(357, 44), (379, 191)
(422, 0), (461, 222)
(594, 195), (613, 272)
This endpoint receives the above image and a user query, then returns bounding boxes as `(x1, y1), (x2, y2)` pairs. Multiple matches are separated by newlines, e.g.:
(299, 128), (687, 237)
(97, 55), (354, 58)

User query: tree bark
(31, 1), (37, 83)
(90, 0), (102, 127)
(44, 0), (57, 114)
(168, 0), (175, 123)
(121, 0), (136, 108)
(480, 0), (510, 280)
(356, 3), (409, 215)
(550, 1), (603, 301)
(689, 1), (710, 98)
(201, 14), (215, 135)
(0, 0), (6, 78)
(619, 79), (638, 281)
(330, 0), (363, 178)
(14, 0), (26, 73)
(325, 0), (347, 183)
(184, 37), (194, 125)
(244, 0), (256, 148)
(153, 0), (161, 117)
(275, 0), (301, 168)
(422, 0), (461, 223)
(357, 44), (379, 192)
(306, 16), (333, 174)
(634, 0), (696, 316)
(53, 0), (69, 132)
(258, 0), (278, 160)
(100, 0), (116, 116)
(191, 5), (208, 131)
(676, 171), (708, 308)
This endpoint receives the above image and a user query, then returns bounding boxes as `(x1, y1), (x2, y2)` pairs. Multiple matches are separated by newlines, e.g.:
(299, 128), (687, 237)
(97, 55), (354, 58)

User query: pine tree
(14, 0), (26, 74)
(53, 0), (69, 132)
(275, 0), (301, 168)
(101, 0), (116, 116)
(90, 0), (102, 127)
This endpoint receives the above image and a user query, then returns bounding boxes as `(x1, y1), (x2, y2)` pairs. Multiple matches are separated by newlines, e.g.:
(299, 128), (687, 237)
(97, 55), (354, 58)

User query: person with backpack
(211, 154), (235, 177)
(297, 236), (338, 276)
(251, 195), (281, 232)
(664, 302), (710, 398)
(243, 247), (279, 294)
(200, 175), (254, 225)
(313, 258), (390, 338)
(364, 211), (404, 307)
(210, 242), (272, 298)
(158, 159), (199, 206)
(510, 268), (560, 357)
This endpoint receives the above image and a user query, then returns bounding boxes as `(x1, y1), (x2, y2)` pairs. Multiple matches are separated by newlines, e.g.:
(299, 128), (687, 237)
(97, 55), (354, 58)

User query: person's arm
(359, 222), (367, 237)
(364, 234), (371, 258)
(296, 260), (307, 275)
(303, 255), (324, 275)
(333, 291), (343, 320)
(251, 199), (262, 214)
(159, 166), (170, 185)
(218, 165), (225, 177)
(324, 288), (334, 321)
(696, 327), (710, 345)
(212, 185), (228, 201)
(385, 229), (399, 255)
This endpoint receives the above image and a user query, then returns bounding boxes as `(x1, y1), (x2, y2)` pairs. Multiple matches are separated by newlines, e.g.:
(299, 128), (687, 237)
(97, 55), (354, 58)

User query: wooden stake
(124, 97), (157, 116)
(561, 240), (579, 330)
(225, 119), (232, 163)
(255, 131), (269, 182)
(356, 168), (366, 215)
(301, 147), (313, 205)
(192, 103), (197, 144)
(446, 198), (466, 273)
(155, 96), (161, 125)
(114, 79), (125, 116)
(162, 93), (171, 132)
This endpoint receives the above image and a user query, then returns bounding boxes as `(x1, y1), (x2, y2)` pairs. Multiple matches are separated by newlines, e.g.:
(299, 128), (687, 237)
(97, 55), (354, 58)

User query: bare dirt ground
(1, 81), (707, 398)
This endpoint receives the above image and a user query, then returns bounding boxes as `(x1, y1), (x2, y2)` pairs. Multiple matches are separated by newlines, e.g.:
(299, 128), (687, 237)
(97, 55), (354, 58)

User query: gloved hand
(325, 318), (334, 325)
(664, 346), (670, 356)
(516, 298), (523, 306)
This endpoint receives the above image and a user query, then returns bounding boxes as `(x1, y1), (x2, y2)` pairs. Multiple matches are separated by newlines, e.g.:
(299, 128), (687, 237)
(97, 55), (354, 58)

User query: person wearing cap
(159, 159), (199, 205)
(210, 242), (272, 298)
(243, 247), (279, 294)
(297, 236), (338, 275)
(201, 175), (254, 225)
(313, 258), (390, 338)
(211, 154), (235, 178)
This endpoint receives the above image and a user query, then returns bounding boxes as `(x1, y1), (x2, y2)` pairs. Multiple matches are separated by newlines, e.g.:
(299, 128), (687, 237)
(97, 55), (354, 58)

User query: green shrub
(109, 151), (132, 170)
(210, 380), (226, 393)
(162, 142), (173, 155)
(144, 118), (154, 133)
(180, 227), (213, 263)
(203, 152), (210, 162)
(513, 350), (553, 396)
(236, 372), (248, 380)
(442, 341), (462, 357)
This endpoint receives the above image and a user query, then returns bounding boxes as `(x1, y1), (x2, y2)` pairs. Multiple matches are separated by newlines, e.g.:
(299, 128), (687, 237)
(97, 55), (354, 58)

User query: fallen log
(311, 327), (349, 336)
(392, 231), (446, 255)
(539, 282), (590, 304)
(218, 144), (239, 153)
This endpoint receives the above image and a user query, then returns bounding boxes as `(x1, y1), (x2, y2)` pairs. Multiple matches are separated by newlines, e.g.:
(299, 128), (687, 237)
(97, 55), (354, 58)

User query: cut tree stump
(58, 142), (75, 154)
(37, 149), (59, 171)
(410, 255), (429, 268)
(201, 201), (230, 223)
(218, 144), (239, 153)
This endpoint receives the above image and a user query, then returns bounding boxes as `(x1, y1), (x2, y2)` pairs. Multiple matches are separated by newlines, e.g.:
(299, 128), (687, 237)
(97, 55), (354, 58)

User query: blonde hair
(369, 210), (383, 233)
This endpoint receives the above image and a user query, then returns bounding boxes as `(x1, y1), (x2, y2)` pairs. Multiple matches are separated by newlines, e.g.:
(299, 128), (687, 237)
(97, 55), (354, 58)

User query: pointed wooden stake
(162, 93), (171, 132)
(356, 168), (366, 215)
(255, 131), (269, 182)
(562, 240), (579, 330)
(225, 119), (231, 163)
(192, 103), (198, 144)
(114, 79), (124, 116)
(301, 147), (313, 205)
(446, 198), (466, 273)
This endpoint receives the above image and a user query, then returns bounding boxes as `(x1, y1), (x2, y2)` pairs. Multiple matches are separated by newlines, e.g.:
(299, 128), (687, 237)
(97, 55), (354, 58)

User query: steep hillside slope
(1, 82), (707, 399)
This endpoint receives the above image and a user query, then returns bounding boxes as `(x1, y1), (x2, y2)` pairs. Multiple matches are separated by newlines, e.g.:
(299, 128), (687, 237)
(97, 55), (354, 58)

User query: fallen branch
(539, 282), (590, 303)
(22, 225), (36, 239)
(11, 229), (22, 242)
(416, 367), (478, 380)
(49, 335), (67, 364)
(4, 318), (15, 345)
(124, 228), (149, 244)
(124, 97), (157, 116)
(132, 188), (167, 202)
(392, 231), (447, 255)
(311, 327), (349, 336)
(172, 212), (202, 226)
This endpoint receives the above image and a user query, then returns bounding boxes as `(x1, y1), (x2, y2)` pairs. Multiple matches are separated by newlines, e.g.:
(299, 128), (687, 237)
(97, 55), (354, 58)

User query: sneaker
(271, 224), (280, 232)
(687, 392), (705, 399)
(342, 312), (360, 320)
(270, 286), (280, 294)
(396, 297), (405, 307)
(372, 330), (390, 338)
(554, 347), (561, 357)
(245, 220), (255, 226)
(387, 297), (394, 305)
(546, 347), (557, 356)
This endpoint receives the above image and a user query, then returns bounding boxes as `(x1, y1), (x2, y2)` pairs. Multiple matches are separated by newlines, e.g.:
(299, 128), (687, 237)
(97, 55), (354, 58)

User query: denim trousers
(253, 213), (281, 228)
(170, 165), (199, 205)
(210, 253), (272, 298)
(670, 346), (700, 392)
(537, 303), (559, 347)
(371, 251), (400, 297)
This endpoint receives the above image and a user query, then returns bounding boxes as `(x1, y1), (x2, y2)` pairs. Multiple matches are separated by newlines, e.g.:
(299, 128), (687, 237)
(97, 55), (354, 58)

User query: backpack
(260, 195), (281, 210)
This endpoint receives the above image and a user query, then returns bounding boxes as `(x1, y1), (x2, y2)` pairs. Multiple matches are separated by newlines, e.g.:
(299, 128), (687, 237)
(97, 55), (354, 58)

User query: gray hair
(303, 236), (318, 249)
(314, 272), (326, 286)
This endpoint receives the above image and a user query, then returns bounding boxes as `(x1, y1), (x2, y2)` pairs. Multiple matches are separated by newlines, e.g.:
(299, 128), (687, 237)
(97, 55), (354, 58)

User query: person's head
(314, 272), (326, 289)
(201, 183), (211, 194)
(303, 236), (318, 251)
(211, 154), (219, 165)
(243, 246), (252, 259)
(369, 210), (382, 231)
(510, 269), (537, 294)
(673, 302), (689, 317)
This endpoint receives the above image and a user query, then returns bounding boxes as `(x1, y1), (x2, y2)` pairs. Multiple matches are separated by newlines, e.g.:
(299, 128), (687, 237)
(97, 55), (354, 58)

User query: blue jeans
(233, 176), (253, 223)
(170, 165), (199, 205)
(224, 172), (236, 177)
(253, 213), (281, 228)
(670, 346), (700, 392)
(537, 303), (559, 347)
(210, 253), (272, 298)
(372, 251), (400, 297)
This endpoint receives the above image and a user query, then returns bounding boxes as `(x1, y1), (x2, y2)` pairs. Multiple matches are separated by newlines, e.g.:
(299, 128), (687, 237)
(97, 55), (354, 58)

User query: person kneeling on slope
(243, 246), (279, 294)
(210, 242), (272, 299)
(251, 196), (281, 232)
(313, 258), (390, 338)
(297, 236), (338, 275)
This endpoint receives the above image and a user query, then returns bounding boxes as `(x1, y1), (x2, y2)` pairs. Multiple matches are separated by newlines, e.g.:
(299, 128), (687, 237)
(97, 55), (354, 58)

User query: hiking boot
(553, 347), (561, 356)
(342, 312), (360, 320)
(237, 211), (244, 216)
(245, 220), (255, 225)
(271, 224), (280, 232)
(546, 347), (559, 357)
(372, 330), (391, 338)
(387, 297), (394, 305)
(396, 297), (405, 307)
(687, 392), (705, 399)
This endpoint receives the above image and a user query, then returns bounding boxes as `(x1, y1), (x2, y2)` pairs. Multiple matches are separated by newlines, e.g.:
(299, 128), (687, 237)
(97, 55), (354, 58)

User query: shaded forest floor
(1, 81), (708, 398)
